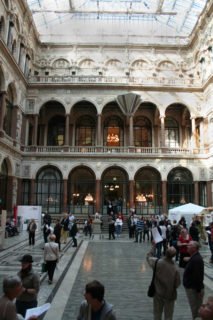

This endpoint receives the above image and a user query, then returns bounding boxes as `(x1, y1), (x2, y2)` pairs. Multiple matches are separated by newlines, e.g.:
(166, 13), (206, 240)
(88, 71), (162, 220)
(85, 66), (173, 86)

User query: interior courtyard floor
(0, 230), (213, 320)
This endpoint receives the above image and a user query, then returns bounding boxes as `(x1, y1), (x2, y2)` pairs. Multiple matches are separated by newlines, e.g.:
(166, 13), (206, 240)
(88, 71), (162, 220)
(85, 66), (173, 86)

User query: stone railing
(21, 145), (208, 156)
(28, 75), (201, 87)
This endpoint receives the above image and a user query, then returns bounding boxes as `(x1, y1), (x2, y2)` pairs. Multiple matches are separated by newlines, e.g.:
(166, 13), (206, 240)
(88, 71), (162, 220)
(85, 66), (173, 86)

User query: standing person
(54, 218), (62, 251)
(60, 213), (69, 244)
(27, 219), (37, 246)
(134, 216), (144, 243)
(177, 228), (192, 268)
(198, 296), (213, 319)
(151, 221), (163, 258)
(115, 215), (123, 238)
(183, 241), (204, 320)
(70, 219), (78, 247)
(147, 246), (181, 320)
(108, 214), (115, 240)
(43, 212), (52, 226)
(44, 234), (59, 284)
(77, 280), (117, 320)
(0, 275), (37, 320)
(189, 222), (200, 242)
(16, 254), (40, 318)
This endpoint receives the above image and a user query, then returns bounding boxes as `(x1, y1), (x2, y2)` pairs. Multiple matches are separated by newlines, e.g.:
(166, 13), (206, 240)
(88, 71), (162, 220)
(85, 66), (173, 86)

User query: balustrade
(21, 145), (202, 155)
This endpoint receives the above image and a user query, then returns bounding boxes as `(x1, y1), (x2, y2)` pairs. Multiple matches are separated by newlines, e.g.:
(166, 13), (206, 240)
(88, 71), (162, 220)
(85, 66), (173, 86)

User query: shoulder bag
(147, 259), (158, 297)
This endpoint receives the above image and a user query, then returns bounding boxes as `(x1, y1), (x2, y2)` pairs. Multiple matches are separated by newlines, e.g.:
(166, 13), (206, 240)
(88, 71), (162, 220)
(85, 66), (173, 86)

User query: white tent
(168, 203), (206, 227)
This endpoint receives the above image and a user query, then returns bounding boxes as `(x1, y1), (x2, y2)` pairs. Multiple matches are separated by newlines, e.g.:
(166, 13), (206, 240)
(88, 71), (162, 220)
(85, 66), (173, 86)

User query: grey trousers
(185, 288), (204, 319)
(153, 294), (175, 320)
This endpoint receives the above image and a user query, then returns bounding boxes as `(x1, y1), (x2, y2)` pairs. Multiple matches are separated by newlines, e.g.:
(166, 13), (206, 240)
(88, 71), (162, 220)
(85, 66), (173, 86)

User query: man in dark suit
(183, 241), (204, 319)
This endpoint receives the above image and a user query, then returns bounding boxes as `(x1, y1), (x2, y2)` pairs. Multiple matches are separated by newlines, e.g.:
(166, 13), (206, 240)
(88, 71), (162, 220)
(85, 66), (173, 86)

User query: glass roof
(26, 0), (209, 45)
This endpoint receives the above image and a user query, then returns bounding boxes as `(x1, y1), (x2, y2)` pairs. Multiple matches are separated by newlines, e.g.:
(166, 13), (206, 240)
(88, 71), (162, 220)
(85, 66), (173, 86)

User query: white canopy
(168, 203), (206, 227)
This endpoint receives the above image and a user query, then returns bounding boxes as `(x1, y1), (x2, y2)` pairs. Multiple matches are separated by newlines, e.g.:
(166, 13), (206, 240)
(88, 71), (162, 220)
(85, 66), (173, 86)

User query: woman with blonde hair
(44, 234), (59, 284)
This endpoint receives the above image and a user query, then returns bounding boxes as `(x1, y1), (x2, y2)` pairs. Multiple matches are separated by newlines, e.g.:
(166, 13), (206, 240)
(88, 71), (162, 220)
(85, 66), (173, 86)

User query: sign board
(17, 206), (42, 231)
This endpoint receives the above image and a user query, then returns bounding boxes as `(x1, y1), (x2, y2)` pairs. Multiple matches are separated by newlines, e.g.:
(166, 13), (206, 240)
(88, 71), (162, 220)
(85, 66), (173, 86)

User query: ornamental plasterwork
(22, 165), (31, 178)
(199, 168), (206, 180)
(15, 163), (21, 176)
(209, 168), (213, 180)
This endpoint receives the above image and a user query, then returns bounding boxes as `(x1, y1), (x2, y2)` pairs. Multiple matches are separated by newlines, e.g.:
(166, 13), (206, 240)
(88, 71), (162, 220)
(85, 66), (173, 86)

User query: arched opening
(167, 167), (194, 208)
(165, 117), (179, 148)
(36, 166), (63, 214)
(68, 167), (95, 215)
(133, 116), (152, 147)
(135, 167), (162, 215)
(75, 115), (96, 146)
(3, 84), (14, 137)
(48, 115), (65, 146)
(102, 167), (128, 215)
(0, 159), (8, 211)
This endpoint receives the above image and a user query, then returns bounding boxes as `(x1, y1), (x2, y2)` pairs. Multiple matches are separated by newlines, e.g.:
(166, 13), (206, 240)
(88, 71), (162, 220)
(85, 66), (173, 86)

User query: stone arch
(131, 59), (149, 69)
(0, 64), (6, 91)
(78, 58), (95, 68)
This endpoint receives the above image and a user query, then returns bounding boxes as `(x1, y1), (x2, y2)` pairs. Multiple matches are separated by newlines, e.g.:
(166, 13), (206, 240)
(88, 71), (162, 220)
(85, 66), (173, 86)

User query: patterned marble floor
(0, 232), (213, 320)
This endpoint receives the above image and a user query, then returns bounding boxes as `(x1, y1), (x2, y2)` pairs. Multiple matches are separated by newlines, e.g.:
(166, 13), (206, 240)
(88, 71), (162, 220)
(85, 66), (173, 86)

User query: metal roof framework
(26, 0), (209, 45)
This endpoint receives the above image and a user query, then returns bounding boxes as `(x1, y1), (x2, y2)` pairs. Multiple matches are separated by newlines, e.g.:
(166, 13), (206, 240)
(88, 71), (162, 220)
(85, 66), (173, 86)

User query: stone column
(191, 117), (196, 149)
(160, 116), (165, 147)
(30, 179), (35, 205)
(199, 121), (204, 150)
(0, 91), (6, 134)
(129, 180), (135, 209)
(162, 181), (167, 214)
(63, 179), (68, 211)
(44, 124), (48, 146)
(95, 180), (101, 212)
(7, 176), (13, 212)
(65, 114), (69, 145)
(97, 114), (102, 145)
(207, 181), (213, 207)
(194, 181), (199, 204)
(33, 115), (38, 145)
(129, 115), (134, 146)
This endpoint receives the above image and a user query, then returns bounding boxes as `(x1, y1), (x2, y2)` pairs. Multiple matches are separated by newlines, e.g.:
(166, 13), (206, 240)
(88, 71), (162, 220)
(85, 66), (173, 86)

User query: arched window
(135, 168), (162, 215)
(104, 116), (123, 146)
(0, 160), (8, 210)
(167, 167), (193, 208)
(134, 116), (152, 147)
(75, 115), (95, 146)
(36, 167), (63, 214)
(47, 116), (65, 146)
(3, 85), (13, 137)
(165, 117), (179, 148)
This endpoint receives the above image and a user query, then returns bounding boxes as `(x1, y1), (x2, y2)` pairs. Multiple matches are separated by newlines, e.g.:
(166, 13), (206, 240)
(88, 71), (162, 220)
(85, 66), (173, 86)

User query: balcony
(21, 145), (209, 158)
(28, 75), (201, 88)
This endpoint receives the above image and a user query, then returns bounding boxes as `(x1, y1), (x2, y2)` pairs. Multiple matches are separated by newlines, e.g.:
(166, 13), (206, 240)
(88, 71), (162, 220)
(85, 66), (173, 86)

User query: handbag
(41, 262), (47, 273)
(147, 259), (158, 297)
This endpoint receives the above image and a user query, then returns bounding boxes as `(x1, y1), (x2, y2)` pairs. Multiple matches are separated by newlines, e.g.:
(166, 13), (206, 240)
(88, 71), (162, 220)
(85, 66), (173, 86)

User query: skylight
(26, 0), (209, 45)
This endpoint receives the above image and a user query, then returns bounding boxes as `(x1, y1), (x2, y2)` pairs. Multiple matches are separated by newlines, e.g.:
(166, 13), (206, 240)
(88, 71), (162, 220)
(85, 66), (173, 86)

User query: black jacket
(183, 252), (204, 292)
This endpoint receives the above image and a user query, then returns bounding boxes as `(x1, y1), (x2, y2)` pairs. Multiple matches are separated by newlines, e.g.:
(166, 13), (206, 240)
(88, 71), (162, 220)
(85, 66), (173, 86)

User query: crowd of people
(0, 209), (213, 320)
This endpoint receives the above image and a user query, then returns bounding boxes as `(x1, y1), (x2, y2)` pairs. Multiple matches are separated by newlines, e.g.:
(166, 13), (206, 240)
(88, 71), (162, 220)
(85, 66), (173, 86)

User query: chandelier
(136, 194), (147, 202)
(85, 193), (93, 202)
(107, 133), (119, 143)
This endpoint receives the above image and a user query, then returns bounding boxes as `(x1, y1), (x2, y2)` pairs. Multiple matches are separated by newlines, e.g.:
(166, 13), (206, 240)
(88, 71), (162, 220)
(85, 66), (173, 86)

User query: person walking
(183, 241), (204, 320)
(27, 219), (37, 246)
(16, 254), (40, 318)
(147, 246), (181, 320)
(60, 213), (69, 244)
(77, 280), (117, 320)
(54, 218), (62, 251)
(70, 219), (78, 247)
(44, 234), (59, 284)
